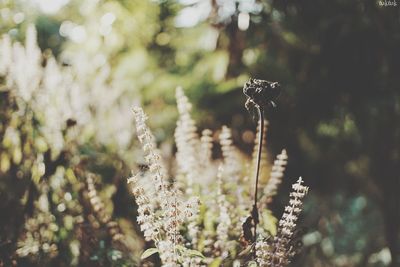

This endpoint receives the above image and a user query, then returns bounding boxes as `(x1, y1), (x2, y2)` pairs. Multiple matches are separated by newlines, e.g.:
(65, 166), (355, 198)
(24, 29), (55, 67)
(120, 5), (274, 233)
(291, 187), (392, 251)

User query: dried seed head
(243, 78), (281, 111)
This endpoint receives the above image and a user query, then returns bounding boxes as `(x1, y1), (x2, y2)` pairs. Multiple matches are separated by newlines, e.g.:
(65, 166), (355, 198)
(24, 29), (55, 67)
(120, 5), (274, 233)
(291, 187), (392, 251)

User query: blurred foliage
(1, 0), (399, 266)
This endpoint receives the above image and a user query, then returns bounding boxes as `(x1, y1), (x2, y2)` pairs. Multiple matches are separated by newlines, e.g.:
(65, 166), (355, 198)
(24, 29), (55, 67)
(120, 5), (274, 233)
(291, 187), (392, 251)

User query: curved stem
(254, 107), (264, 210)
(253, 106), (264, 257)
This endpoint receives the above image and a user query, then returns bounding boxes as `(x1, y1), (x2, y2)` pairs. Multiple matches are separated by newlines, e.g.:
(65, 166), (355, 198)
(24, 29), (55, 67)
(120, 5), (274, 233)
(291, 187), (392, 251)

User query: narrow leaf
(186, 249), (205, 259)
(141, 248), (159, 259)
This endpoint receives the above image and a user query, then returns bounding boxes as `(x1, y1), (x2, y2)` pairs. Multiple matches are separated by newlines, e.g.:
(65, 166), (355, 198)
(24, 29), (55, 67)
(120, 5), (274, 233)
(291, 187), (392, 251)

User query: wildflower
(260, 149), (288, 208)
(215, 166), (232, 254)
(175, 86), (200, 195)
(256, 177), (309, 267)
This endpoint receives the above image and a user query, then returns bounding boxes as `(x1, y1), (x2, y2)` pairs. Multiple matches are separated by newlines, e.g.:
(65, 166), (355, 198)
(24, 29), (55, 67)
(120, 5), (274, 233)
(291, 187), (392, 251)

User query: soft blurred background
(0, 0), (399, 266)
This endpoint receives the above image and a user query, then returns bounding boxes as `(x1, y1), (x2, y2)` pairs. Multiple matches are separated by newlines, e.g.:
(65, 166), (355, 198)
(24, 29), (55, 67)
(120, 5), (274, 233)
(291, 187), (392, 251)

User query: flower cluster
(220, 126), (241, 180)
(86, 174), (124, 243)
(132, 107), (169, 203)
(214, 166), (233, 256)
(256, 177), (309, 266)
(128, 174), (159, 241)
(129, 88), (309, 266)
(16, 194), (58, 259)
(131, 106), (201, 266)
(175, 86), (201, 195)
(260, 149), (288, 208)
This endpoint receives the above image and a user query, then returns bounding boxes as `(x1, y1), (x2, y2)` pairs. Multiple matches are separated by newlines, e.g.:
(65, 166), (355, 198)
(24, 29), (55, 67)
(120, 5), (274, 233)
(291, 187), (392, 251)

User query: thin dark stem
(253, 106), (264, 257)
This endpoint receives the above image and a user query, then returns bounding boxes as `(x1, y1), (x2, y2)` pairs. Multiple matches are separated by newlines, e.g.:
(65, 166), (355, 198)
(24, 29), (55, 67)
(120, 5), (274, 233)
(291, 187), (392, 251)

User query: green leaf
(209, 258), (222, 267)
(262, 209), (277, 236)
(175, 245), (205, 259)
(186, 249), (205, 259)
(175, 245), (186, 252)
(141, 248), (159, 259)
(204, 210), (216, 231)
(247, 261), (258, 267)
